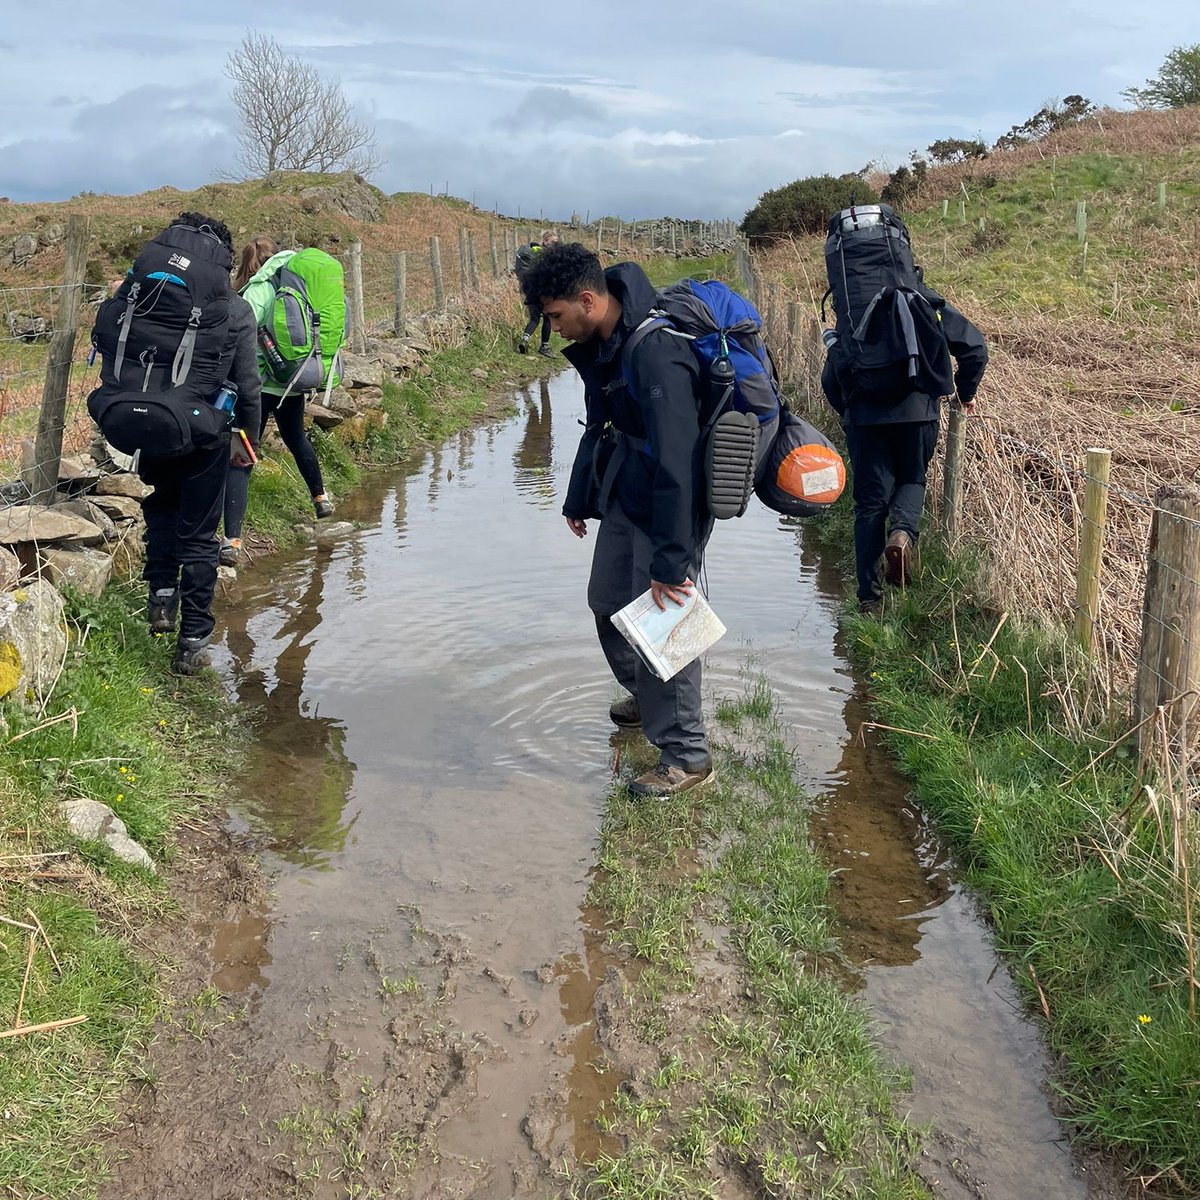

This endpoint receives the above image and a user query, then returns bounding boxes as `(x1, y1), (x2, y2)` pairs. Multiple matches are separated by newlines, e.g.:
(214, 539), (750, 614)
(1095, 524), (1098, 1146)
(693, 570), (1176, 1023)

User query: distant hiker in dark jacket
(514, 230), (560, 357)
(521, 242), (715, 797)
(822, 292), (987, 610)
(95, 212), (260, 674)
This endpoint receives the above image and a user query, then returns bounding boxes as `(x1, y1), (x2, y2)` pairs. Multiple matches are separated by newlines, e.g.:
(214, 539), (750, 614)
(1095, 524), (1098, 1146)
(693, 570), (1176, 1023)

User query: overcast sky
(0, 2), (1194, 219)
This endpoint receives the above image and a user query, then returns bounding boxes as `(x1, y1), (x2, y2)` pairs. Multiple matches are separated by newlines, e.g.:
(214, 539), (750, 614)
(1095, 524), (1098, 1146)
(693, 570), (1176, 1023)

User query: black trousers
(224, 392), (326, 539)
(845, 420), (939, 603)
(587, 502), (714, 772)
(523, 303), (551, 346)
(139, 441), (228, 641)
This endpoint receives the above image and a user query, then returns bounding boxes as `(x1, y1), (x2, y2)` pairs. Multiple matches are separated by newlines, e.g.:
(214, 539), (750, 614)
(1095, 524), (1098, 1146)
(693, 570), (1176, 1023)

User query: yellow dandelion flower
(158, 719), (167, 729)
(1138, 1013), (1152, 1025)
(119, 767), (128, 775)
(116, 793), (124, 803)
(140, 687), (153, 694)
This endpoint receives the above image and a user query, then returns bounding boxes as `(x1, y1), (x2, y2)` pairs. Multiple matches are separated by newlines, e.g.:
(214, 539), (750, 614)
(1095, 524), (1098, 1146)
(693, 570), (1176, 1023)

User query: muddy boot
(172, 635), (212, 676)
(609, 694), (642, 729)
(218, 538), (241, 567)
(517, 335), (531, 355)
(628, 759), (715, 798)
(148, 587), (179, 635)
(884, 530), (913, 587)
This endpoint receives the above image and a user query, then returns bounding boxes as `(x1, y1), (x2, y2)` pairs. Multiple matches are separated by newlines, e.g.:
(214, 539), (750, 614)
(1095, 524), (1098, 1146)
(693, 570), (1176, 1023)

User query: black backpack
(87, 224), (235, 458)
(822, 204), (954, 406)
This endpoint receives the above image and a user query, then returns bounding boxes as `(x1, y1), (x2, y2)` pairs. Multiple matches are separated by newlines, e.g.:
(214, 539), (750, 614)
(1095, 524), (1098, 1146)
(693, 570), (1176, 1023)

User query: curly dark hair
(520, 242), (607, 307)
(168, 211), (234, 257)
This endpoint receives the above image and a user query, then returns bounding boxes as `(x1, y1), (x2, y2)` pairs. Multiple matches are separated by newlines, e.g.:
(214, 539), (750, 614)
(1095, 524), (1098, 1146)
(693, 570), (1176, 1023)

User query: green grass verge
(574, 689), (924, 1199)
(0, 581), (230, 1197)
(847, 544), (1200, 1190)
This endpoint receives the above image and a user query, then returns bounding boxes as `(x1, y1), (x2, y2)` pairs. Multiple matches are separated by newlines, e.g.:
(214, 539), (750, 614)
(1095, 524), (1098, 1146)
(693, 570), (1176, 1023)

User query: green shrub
(740, 174), (878, 242)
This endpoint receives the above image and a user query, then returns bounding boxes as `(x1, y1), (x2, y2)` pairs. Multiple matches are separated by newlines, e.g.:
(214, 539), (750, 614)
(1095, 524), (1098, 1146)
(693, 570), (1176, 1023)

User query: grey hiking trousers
(587, 502), (712, 772)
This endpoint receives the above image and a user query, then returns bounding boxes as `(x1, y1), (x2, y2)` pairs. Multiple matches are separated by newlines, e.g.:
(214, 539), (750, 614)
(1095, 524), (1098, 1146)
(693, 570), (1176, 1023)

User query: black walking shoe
(537, 344), (555, 358)
(517, 336), (531, 355)
(628, 760), (716, 798)
(148, 588), (179, 635)
(609, 695), (642, 728)
(172, 636), (211, 676)
(314, 495), (335, 519)
(218, 538), (241, 567)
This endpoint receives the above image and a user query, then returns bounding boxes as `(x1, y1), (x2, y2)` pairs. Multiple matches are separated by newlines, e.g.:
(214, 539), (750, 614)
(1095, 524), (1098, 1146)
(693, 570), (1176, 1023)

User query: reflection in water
(513, 377), (556, 508)
(811, 685), (953, 972)
(557, 898), (625, 1164)
(224, 557), (357, 868)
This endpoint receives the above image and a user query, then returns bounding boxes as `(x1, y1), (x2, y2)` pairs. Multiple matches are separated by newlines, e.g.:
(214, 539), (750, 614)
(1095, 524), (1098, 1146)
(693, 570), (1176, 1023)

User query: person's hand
(651, 578), (694, 610)
(566, 517), (588, 538)
(230, 441), (255, 468)
(959, 398), (977, 416)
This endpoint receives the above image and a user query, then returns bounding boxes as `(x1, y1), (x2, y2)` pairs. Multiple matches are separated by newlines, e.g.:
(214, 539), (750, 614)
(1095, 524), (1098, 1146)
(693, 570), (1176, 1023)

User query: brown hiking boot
(884, 530), (913, 587)
(629, 760), (715, 798)
(609, 694), (642, 728)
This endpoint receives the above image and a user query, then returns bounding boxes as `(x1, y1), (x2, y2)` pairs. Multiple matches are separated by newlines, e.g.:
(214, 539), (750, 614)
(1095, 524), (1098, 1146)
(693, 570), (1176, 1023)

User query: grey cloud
(0, 84), (237, 202)
(493, 87), (610, 131)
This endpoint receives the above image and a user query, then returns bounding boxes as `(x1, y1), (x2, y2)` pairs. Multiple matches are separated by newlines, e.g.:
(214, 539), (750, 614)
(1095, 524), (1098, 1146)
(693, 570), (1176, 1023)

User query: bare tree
(224, 31), (381, 178)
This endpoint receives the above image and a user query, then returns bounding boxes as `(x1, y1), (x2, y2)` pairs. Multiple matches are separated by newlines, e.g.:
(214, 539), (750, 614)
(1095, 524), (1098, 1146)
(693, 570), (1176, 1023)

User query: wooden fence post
(942, 406), (967, 545)
(31, 214), (90, 505)
(1135, 483), (1200, 758)
(786, 301), (800, 385)
(488, 223), (500, 278)
(345, 239), (367, 353)
(1074, 448), (1112, 652)
(615, 222), (623, 255)
(467, 232), (480, 291)
(430, 236), (445, 311)
(394, 251), (407, 337)
(596, 219), (604, 253)
(457, 227), (468, 299)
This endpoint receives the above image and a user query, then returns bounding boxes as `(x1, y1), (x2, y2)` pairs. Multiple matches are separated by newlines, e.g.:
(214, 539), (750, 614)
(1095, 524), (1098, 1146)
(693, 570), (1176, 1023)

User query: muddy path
(100, 373), (1123, 1199)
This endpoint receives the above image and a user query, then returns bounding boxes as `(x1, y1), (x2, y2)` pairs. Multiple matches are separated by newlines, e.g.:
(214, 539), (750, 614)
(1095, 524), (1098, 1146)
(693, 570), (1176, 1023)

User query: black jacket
(562, 262), (704, 585)
(822, 300), (988, 426)
(227, 295), (262, 446)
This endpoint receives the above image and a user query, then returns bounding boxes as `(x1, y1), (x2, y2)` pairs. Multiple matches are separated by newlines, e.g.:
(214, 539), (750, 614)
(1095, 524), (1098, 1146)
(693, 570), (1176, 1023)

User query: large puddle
(205, 371), (1103, 1196)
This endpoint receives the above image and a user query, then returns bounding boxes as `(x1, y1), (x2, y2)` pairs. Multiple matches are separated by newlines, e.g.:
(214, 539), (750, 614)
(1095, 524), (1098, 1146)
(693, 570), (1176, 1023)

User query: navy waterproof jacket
(562, 262), (705, 586)
(821, 300), (988, 426)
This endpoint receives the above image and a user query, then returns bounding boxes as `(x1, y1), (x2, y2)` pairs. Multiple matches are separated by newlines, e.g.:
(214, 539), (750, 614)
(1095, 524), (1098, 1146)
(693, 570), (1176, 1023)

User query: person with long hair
(221, 235), (334, 565)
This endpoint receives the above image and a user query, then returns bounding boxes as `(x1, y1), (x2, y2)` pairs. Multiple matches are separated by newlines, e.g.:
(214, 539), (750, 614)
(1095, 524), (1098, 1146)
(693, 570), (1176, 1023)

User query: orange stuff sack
(754, 407), (846, 517)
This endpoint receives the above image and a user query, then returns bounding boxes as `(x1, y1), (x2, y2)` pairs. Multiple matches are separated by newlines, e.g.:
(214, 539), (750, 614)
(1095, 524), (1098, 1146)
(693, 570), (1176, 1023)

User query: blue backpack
(622, 279), (782, 443)
(622, 279), (845, 520)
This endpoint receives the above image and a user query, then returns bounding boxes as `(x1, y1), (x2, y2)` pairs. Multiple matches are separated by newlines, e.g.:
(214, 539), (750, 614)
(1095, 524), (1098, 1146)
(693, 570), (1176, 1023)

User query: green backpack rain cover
(269, 248), (348, 392)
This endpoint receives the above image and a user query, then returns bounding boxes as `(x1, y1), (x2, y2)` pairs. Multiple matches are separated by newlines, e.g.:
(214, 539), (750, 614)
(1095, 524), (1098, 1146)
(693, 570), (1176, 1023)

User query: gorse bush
(740, 174), (878, 242)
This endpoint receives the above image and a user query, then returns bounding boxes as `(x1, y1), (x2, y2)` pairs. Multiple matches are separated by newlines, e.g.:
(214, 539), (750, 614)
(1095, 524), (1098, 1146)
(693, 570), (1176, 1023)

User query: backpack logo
(168, 254), (191, 270)
(133, 406), (148, 413)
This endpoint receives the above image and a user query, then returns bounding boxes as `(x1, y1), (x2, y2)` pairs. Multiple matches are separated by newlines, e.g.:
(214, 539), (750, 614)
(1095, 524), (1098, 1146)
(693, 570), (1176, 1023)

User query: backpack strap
(171, 307), (203, 386)
(111, 283), (141, 384)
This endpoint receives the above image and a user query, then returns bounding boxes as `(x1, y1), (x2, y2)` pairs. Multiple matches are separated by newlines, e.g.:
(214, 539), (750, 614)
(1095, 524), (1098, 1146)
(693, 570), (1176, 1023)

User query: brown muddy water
(114, 372), (1112, 1197)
